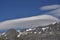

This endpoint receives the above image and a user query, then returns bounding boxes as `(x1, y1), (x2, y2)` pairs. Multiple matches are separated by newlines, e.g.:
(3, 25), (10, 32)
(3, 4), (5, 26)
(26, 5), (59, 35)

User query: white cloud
(40, 5), (60, 10)
(40, 5), (60, 17)
(49, 8), (60, 17)
(0, 15), (59, 30)
(0, 5), (60, 30)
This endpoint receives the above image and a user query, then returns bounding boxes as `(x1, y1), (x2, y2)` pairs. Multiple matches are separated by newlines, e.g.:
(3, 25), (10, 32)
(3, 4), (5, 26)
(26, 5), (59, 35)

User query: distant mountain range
(0, 22), (60, 40)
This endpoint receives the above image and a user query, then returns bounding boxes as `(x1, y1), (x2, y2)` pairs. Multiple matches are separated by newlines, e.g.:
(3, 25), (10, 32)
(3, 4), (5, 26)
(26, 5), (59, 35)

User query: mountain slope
(0, 22), (60, 40)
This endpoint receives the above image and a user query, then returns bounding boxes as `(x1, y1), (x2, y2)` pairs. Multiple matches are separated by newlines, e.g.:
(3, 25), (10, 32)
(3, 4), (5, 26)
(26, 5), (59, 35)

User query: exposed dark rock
(0, 22), (60, 40)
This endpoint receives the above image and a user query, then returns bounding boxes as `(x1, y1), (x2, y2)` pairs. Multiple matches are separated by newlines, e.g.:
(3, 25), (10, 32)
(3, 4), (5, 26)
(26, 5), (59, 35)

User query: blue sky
(0, 0), (60, 22)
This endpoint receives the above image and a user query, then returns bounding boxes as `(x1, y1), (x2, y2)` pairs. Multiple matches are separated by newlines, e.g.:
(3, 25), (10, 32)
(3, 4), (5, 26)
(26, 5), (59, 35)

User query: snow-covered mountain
(0, 22), (60, 40)
(0, 15), (60, 30)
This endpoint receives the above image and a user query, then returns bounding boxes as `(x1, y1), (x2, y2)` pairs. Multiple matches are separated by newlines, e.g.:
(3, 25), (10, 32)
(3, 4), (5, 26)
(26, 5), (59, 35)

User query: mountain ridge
(0, 22), (60, 40)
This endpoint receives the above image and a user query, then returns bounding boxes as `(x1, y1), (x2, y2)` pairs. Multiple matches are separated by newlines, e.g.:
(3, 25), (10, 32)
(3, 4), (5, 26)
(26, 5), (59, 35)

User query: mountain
(0, 15), (59, 30)
(17, 22), (60, 40)
(0, 22), (60, 40)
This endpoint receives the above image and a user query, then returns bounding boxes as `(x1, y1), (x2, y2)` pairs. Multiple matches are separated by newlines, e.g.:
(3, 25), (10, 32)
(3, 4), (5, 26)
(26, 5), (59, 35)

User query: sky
(0, 0), (60, 22)
(0, 0), (60, 33)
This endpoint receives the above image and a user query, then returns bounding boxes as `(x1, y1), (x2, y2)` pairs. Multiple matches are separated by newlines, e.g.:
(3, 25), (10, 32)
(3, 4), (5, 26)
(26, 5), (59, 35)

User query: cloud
(0, 15), (59, 30)
(40, 5), (60, 17)
(40, 5), (60, 10)
(0, 5), (60, 30)
(49, 8), (60, 17)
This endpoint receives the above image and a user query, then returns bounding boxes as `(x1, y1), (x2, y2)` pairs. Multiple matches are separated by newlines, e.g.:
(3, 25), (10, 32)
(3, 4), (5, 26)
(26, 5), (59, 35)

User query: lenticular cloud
(0, 15), (59, 30)
(40, 5), (60, 10)
(40, 5), (60, 17)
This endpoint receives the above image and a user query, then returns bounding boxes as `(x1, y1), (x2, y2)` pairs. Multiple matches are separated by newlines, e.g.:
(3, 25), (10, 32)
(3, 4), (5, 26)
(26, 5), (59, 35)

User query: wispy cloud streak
(40, 5), (60, 17)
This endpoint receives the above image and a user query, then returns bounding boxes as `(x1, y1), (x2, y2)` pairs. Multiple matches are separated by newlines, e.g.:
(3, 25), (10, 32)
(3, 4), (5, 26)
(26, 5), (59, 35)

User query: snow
(17, 32), (22, 37)
(52, 22), (56, 24)
(42, 28), (46, 31)
(38, 32), (41, 34)
(34, 32), (37, 34)
(1, 32), (5, 35)
(26, 29), (33, 31)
